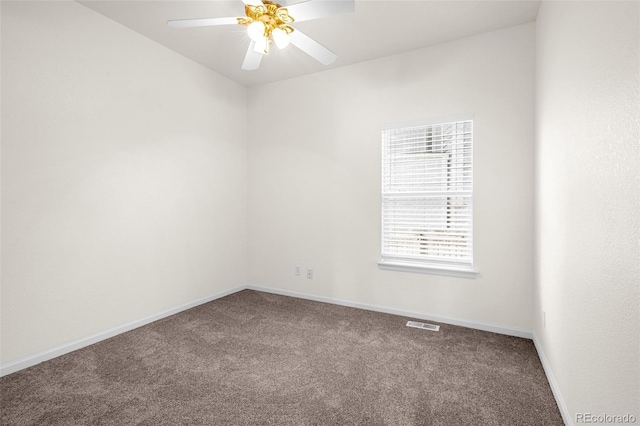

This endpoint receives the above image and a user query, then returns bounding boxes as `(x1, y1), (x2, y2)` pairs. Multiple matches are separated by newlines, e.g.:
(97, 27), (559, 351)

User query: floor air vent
(406, 321), (440, 331)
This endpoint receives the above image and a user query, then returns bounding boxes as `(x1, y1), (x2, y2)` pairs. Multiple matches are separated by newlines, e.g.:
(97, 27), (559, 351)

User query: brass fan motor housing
(237, 1), (295, 40)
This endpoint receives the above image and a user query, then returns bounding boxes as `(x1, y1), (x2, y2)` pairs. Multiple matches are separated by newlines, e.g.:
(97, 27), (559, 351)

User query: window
(378, 116), (476, 277)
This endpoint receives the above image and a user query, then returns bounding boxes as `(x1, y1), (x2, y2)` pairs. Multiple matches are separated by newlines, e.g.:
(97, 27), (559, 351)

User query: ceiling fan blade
(284, 0), (354, 23)
(242, 41), (263, 71)
(168, 17), (239, 28)
(242, 0), (264, 6)
(289, 29), (337, 65)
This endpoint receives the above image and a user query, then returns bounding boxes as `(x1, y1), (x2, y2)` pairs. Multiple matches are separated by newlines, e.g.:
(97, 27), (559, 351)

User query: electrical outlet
(295, 265), (301, 276)
(306, 268), (313, 279)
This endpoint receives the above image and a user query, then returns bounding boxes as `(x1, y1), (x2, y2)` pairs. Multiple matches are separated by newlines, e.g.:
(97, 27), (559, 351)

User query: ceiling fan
(168, 0), (355, 71)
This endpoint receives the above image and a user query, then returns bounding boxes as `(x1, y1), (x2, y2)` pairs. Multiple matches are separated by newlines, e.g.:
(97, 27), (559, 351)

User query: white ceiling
(79, 0), (541, 87)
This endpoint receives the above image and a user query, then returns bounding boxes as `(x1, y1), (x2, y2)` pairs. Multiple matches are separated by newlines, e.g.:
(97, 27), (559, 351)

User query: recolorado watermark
(576, 413), (637, 424)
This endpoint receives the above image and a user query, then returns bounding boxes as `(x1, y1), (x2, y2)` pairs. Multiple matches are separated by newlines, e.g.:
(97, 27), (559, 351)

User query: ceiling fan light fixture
(247, 21), (266, 41)
(272, 27), (290, 49)
(168, 0), (353, 71)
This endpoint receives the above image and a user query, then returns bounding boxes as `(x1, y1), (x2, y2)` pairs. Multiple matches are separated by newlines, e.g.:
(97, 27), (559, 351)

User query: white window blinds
(381, 117), (473, 271)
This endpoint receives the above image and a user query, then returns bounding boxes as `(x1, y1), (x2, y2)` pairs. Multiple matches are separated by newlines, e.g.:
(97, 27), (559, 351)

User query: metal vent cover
(406, 321), (440, 331)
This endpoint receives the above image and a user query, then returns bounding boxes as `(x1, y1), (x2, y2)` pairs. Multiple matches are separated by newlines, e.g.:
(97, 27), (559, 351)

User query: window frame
(377, 115), (478, 278)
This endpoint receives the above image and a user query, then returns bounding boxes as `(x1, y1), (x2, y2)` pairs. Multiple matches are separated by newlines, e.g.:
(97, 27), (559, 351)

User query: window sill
(377, 260), (479, 279)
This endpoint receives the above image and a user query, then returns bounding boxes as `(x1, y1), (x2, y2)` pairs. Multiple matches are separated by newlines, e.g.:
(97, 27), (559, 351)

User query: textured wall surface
(1, 1), (248, 363)
(247, 23), (536, 332)
(535, 0), (640, 421)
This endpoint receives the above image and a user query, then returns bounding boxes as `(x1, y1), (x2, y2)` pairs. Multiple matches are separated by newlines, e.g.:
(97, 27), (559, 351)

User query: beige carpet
(1, 290), (563, 425)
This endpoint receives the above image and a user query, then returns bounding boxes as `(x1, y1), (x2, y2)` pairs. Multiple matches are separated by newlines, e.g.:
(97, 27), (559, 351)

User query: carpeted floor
(1, 290), (563, 425)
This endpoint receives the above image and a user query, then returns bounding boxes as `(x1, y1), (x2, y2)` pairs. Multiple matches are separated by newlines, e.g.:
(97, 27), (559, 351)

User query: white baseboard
(246, 284), (534, 339)
(0, 285), (245, 377)
(533, 333), (571, 426)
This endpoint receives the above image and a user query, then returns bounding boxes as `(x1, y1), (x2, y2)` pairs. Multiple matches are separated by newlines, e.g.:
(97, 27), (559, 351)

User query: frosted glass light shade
(272, 28), (290, 49)
(247, 21), (265, 41)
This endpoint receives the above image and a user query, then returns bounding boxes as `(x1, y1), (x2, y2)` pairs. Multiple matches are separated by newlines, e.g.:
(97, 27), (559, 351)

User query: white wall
(1, 1), (247, 364)
(535, 1), (640, 423)
(247, 23), (536, 332)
